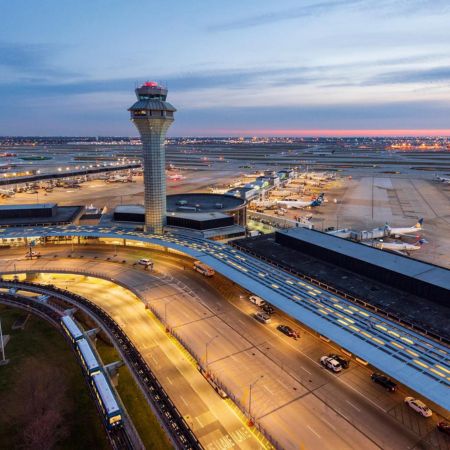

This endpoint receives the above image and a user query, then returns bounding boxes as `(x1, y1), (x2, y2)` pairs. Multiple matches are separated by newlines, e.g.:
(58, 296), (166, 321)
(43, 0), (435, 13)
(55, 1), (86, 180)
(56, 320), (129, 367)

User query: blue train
(61, 315), (123, 429)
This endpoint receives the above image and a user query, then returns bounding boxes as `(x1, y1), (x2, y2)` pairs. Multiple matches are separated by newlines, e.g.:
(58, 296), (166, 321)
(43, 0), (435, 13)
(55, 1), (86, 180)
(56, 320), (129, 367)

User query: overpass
(0, 224), (449, 411)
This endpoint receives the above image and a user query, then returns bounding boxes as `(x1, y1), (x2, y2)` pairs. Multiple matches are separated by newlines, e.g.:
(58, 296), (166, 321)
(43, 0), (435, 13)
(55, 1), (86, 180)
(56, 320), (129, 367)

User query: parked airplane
(0, 188), (15, 198)
(386, 218), (423, 237)
(277, 193), (325, 209)
(167, 173), (186, 181)
(436, 175), (450, 184)
(106, 175), (132, 183)
(366, 238), (427, 254)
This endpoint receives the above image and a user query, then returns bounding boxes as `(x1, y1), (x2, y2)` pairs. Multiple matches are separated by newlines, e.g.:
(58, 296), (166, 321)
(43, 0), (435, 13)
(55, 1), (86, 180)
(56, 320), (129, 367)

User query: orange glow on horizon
(196, 128), (450, 137)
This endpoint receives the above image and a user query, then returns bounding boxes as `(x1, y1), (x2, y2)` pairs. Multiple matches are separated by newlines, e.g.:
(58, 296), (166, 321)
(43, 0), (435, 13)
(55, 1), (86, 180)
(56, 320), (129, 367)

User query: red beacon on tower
(144, 81), (159, 87)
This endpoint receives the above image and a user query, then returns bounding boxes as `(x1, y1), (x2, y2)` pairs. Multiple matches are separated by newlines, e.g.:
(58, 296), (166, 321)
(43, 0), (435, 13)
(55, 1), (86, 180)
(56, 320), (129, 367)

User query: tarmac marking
(180, 395), (189, 406)
(306, 425), (321, 439)
(166, 376), (173, 385)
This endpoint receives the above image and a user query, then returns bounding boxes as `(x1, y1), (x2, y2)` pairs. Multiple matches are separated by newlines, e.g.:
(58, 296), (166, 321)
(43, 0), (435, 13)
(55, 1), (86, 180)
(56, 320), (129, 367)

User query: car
(25, 251), (40, 259)
(328, 353), (350, 369)
(262, 304), (275, 315)
(371, 373), (397, 392)
(137, 258), (154, 268)
(320, 356), (342, 372)
(404, 397), (432, 417)
(253, 312), (271, 324)
(249, 295), (266, 307)
(437, 421), (450, 435)
(277, 325), (300, 339)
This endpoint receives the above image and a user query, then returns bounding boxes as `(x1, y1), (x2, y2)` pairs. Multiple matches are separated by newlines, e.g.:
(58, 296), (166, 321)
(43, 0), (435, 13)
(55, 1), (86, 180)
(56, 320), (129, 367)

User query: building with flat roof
(0, 203), (84, 227)
(276, 227), (450, 305)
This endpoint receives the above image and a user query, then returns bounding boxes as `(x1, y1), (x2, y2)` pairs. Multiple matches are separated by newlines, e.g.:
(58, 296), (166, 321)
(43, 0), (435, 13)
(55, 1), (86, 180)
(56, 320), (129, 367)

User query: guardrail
(0, 280), (203, 450)
(230, 242), (450, 346)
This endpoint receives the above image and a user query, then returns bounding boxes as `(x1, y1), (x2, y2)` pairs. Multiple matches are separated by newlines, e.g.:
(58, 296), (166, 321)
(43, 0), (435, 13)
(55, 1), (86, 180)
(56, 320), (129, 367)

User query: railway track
(0, 280), (203, 450)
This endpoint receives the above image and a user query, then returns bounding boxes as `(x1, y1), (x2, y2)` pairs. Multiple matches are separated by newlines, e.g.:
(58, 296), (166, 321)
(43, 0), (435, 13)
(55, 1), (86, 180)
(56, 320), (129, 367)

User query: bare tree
(4, 357), (69, 449)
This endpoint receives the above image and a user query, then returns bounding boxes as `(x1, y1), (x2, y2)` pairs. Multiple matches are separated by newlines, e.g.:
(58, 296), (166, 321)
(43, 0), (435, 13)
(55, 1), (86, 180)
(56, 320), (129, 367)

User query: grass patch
(96, 340), (173, 450)
(0, 305), (109, 450)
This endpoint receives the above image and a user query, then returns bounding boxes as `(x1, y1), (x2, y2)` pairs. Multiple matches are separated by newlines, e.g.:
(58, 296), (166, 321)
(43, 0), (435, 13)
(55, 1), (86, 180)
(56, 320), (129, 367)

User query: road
(0, 244), (448, 450)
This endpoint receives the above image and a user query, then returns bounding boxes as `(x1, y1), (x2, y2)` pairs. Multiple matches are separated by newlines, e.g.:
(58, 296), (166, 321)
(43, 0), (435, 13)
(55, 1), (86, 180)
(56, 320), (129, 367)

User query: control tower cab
(128, 81), (176, 234)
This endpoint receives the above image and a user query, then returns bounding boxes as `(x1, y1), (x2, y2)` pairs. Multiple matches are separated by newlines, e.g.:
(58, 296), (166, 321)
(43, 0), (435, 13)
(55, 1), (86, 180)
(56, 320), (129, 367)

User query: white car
(137, 258), (153, 268)
(249, 295), (266, 307)
(320, 356), (342, 373)
(404, 397), (432, 417)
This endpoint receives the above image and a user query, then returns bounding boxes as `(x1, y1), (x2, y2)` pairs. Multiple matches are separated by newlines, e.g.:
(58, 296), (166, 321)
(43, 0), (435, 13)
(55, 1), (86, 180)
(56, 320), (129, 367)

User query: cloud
(209, 0), (363, 31)
(365, 66), (450, 85)
(0, 41), (78, 80)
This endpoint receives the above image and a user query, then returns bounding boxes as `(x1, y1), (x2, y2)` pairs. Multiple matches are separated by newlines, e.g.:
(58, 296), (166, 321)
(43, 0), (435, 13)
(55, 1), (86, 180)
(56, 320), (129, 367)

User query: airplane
(106, 175), (132, 183)
(436, 175), (450, 184)
(277, 193), (325, 209)
(365, 238), (427, 254)
(167, 173), (186, 181)
(0, 188), (15, 198)
(385, 218), (423, 237)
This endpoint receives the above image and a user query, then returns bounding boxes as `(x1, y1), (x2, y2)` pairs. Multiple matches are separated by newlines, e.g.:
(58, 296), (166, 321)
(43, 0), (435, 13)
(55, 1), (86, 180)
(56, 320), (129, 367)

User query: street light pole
(248, 375), (264, 426)
(205, 335), (219, 372)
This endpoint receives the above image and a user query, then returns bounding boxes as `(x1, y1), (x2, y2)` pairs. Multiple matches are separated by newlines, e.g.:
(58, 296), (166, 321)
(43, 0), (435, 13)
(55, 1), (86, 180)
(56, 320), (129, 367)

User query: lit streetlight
(205, 335), (219, 372)
(248, 375), (264, 426)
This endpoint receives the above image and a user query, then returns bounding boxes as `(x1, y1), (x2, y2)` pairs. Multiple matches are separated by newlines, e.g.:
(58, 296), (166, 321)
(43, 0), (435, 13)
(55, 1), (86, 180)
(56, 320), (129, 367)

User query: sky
(1, 0), (450, 137)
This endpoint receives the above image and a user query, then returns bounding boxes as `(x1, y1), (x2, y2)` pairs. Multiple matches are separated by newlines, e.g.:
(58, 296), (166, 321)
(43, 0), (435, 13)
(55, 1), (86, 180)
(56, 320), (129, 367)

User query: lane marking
(166, 376), (173, 385)
(300, 366), (312, 375)
(180, 395), (189, 407)
(346, 400), (361, 412)
(307, 425), (321, 439)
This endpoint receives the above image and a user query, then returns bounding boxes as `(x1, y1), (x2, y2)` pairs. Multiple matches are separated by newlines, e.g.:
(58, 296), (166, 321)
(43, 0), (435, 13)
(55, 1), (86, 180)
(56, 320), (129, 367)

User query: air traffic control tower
(129, 82), (176, 234)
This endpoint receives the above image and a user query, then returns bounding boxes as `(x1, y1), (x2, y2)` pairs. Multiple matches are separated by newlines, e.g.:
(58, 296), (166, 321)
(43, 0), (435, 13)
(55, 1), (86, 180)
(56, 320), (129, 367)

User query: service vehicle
(320, 356), (342, 372)
(371, 373), (397, 391)
(193, 260), (215, 277)
(404, 397), (432, 417)
(277, 324), (300, 339)
(249, 295), (266, 307)
(253, 312), (271, 324)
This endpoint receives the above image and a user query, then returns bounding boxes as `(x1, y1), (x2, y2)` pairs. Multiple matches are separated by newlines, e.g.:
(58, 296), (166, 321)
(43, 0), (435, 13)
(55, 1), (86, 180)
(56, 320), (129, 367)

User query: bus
(193, 260), (215, 277)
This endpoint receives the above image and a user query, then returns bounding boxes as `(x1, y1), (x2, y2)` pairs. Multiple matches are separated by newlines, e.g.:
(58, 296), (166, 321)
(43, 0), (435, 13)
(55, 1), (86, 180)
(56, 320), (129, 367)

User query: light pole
(205, 335), (219, 373)
(0, 319), (8, 366)
(164, 298), (177, 332)
(248, 375), (264, 426)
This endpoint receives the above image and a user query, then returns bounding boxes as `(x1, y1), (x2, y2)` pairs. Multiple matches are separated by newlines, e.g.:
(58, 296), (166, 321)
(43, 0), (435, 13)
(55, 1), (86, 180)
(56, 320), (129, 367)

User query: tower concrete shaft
(129, 82), (176, 234)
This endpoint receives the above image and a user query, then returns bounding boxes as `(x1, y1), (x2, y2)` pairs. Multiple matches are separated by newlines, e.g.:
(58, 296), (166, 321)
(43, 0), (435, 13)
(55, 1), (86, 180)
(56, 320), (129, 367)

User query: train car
(76, 338), (101, 375)
(91, 371), (123, 429)
(61, 315), (83, 343)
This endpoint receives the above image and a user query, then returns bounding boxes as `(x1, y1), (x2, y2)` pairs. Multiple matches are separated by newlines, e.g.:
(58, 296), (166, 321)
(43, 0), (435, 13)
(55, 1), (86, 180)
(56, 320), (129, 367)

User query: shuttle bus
(193, 260), (215, 277)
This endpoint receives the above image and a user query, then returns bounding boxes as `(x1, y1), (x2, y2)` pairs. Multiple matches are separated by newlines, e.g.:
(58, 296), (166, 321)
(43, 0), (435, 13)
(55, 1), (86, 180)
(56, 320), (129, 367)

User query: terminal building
(112, 193), (247, 240)
(0, 203), (84, 228)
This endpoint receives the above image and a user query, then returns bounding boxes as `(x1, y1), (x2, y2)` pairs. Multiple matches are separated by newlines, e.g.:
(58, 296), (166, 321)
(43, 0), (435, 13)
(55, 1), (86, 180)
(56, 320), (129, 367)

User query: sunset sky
(1, 0), (450, 136)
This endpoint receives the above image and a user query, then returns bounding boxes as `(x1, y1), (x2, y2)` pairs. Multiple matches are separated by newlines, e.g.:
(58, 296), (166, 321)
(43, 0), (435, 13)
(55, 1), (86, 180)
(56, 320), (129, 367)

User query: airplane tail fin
(415, 218), (424, 228)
